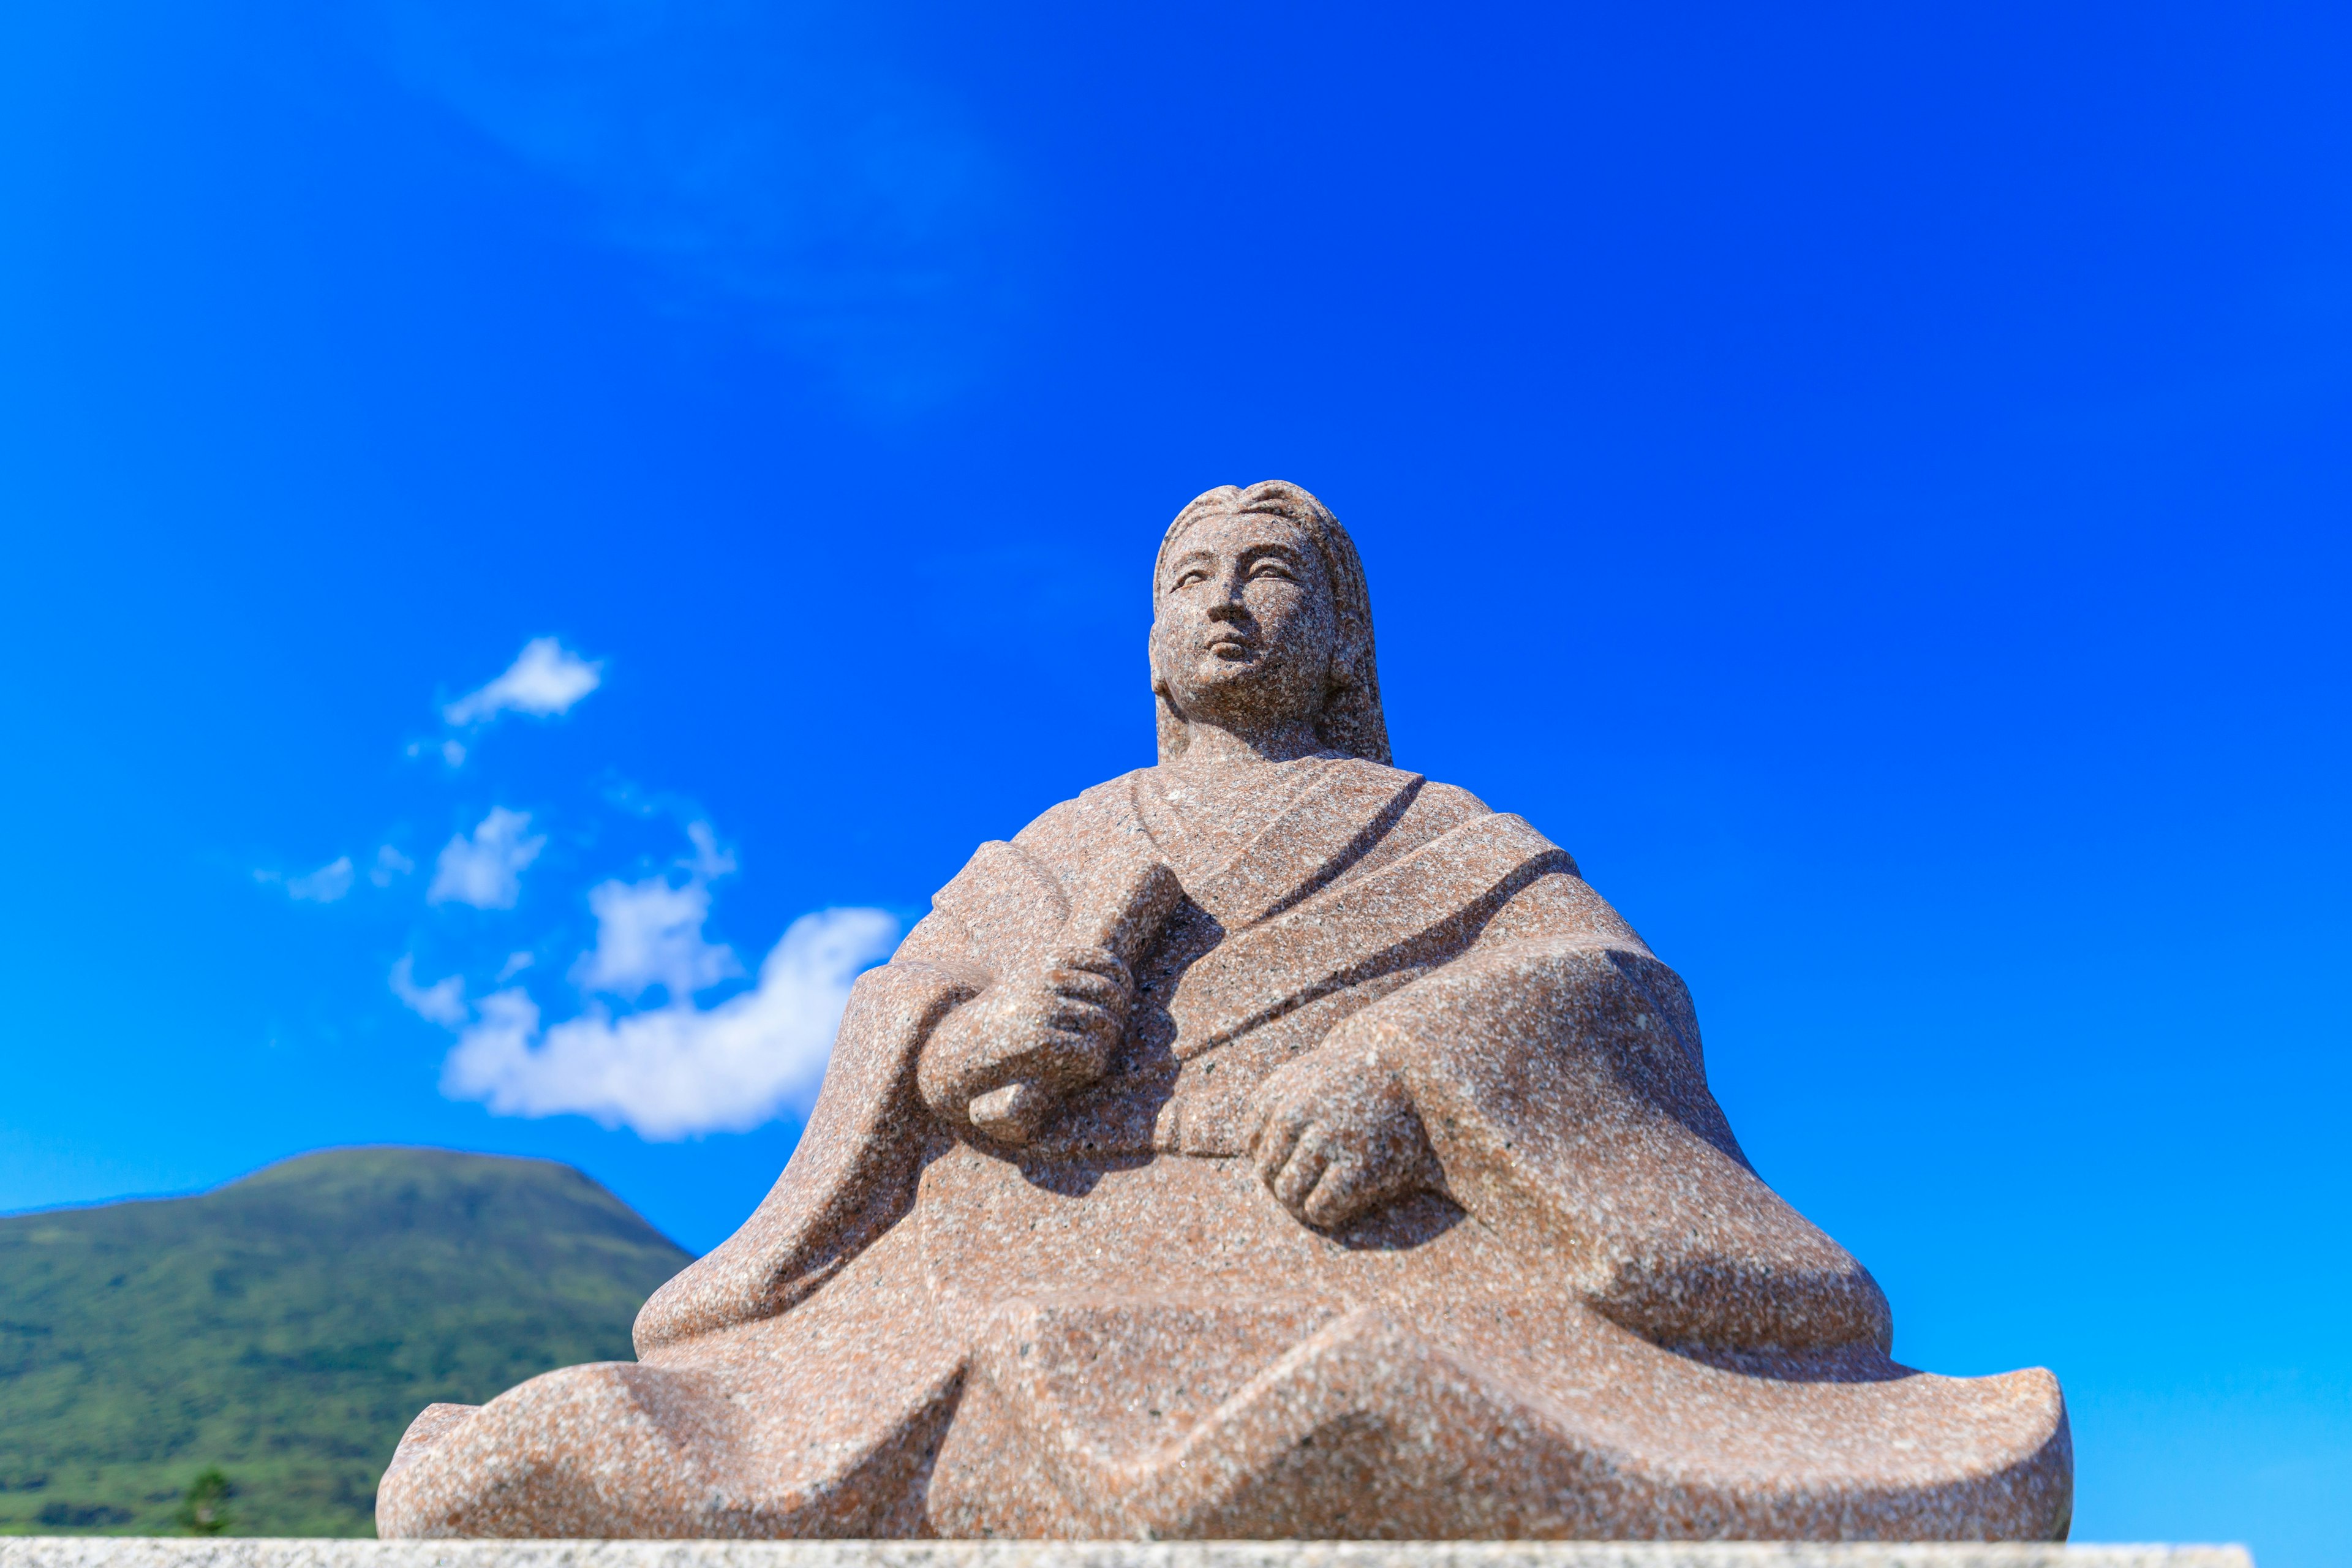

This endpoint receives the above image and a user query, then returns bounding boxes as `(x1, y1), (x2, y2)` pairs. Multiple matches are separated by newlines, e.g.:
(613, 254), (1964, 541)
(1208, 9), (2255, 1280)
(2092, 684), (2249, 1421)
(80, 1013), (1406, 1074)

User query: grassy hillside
(0, 1147), (693, 1537)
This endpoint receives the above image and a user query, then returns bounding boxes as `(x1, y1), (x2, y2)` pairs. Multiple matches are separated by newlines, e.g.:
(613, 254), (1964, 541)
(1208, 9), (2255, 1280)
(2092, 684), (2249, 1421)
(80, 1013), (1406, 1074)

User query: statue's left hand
(1245, 1036), (1438, 1231)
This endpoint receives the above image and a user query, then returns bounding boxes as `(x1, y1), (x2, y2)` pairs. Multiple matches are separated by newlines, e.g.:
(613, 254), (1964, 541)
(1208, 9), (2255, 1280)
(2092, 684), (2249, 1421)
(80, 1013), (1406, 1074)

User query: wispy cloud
(442, 907), (898, 1139)
(370, 845), (416, 888)
(257, 855), (357, 903)
(428, 807), (546, 909)
(390, 954), (469, 1027)
(366, 0), (1022, 409)
(288, 856), (356, 902)
(445, 638), (603, 725)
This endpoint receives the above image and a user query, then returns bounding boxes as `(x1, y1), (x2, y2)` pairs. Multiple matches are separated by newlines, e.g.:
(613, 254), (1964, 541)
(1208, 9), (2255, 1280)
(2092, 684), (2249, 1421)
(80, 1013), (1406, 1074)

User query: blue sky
(2, 0), (2347, 1558)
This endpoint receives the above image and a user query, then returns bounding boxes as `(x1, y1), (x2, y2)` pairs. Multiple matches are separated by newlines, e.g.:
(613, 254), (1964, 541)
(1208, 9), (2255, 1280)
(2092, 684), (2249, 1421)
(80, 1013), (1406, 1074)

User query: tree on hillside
(175, 1468), (233, 1536)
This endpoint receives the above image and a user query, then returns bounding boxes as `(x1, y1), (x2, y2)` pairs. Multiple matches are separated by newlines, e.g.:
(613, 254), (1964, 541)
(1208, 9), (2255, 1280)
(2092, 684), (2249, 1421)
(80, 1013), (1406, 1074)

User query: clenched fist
(1246, 1033), (1439, 1231)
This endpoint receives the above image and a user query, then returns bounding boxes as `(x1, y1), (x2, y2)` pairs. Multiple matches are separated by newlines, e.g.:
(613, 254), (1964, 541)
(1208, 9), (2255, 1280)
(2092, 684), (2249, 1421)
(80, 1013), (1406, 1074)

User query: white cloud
(444, 638), (603, 726)
(440, 907), (899, 1139)
(428, 807), (546, 909)
(371, 845), (416, 888)
(496, 950), (535, 981)
(573, 873), (744, 1001)
(390, 954), (469, 1027)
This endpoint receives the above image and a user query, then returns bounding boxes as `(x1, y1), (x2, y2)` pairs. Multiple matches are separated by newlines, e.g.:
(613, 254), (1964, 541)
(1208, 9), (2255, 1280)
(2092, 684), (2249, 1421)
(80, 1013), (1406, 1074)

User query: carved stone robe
(378, 758), (2071, 1542)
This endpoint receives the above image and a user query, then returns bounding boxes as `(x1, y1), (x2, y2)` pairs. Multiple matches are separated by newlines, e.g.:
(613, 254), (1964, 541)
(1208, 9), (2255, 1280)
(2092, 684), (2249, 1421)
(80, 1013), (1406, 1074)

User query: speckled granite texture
(0, 1541), (2253, 1568)
(377, 483), (2076, 1542)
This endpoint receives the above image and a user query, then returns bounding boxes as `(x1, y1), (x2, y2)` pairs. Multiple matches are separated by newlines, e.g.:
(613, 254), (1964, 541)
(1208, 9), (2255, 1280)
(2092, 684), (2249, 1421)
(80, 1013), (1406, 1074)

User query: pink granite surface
(377, 483), (2072, 1542)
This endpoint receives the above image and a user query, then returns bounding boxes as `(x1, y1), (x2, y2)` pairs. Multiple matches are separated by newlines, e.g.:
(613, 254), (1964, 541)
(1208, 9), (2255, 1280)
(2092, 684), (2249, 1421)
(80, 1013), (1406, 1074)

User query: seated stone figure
(379, 482), (2071, 1542)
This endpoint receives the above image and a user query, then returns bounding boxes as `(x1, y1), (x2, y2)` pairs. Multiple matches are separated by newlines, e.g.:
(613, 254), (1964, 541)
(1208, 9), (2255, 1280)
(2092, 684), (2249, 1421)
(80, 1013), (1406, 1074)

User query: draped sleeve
(631, 834), (1076, 1352)
(1322, 867), (1895, 1354)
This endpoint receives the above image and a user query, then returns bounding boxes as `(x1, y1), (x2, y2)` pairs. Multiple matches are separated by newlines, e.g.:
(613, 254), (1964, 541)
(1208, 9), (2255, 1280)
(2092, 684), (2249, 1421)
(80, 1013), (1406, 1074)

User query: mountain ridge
(0, 1145), (693, 1537)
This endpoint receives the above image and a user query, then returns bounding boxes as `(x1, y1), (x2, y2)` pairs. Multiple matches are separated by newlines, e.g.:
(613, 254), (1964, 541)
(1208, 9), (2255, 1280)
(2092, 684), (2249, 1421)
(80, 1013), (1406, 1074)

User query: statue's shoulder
(1384, 766), (1583, 844)
(1001, 767), (1154, 887)
(1393, 771), (1495, 833)
(1376, 769), (1579, 873)
(1009, 767), (1150, 840)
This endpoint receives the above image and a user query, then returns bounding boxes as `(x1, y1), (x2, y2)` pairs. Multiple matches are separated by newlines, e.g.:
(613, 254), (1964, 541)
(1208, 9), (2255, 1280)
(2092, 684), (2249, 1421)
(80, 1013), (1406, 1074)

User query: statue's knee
(448, 1360), (643, 1449)
(378, 1363), (707, 1538)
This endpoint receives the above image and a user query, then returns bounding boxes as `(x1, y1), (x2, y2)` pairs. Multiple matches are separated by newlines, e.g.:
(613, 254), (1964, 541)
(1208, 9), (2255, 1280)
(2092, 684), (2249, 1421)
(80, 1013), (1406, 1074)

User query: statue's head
(1149, 481), (1389, 766)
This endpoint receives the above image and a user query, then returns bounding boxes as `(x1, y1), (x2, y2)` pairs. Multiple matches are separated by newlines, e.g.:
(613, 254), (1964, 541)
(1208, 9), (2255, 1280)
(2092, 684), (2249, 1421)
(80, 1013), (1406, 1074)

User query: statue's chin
(1166, 658), (1322, 725)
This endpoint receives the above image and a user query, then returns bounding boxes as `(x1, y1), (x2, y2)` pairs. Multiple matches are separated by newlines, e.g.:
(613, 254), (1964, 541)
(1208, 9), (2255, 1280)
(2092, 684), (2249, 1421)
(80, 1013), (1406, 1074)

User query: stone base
(0, 1541), (2252, 1568)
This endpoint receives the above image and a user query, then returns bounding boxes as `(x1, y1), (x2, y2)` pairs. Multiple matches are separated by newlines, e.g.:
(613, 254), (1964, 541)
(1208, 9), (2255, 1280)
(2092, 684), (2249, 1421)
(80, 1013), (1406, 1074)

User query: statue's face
(1151, 508), (1338, 737)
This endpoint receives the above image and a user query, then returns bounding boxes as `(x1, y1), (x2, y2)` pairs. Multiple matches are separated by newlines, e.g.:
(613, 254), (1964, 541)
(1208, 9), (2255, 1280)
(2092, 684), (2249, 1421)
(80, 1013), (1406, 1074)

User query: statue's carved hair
(1152, 480), (1390, 766)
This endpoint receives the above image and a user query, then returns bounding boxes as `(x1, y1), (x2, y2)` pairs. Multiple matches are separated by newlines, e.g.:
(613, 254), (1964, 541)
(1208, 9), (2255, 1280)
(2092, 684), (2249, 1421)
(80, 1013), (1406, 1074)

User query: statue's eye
(1173, 568), (1208, 590)
(1250, 559), (1295, 582)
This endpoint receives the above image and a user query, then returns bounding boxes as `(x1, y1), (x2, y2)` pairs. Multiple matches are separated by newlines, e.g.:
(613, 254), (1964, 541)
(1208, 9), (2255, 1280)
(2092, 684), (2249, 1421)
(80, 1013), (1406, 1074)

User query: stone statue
(379, 482), (2071, 1542)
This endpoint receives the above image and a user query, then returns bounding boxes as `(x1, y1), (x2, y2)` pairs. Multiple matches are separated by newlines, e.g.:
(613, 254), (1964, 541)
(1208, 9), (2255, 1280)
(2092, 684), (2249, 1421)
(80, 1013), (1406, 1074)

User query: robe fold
(377, 759), (2071, 1543)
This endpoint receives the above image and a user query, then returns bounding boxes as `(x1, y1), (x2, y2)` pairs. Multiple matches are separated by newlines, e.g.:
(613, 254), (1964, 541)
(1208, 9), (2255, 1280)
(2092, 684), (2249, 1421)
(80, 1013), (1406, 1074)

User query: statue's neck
(1170, 716), (1325, 771)
(1153, 744), (1340, 872)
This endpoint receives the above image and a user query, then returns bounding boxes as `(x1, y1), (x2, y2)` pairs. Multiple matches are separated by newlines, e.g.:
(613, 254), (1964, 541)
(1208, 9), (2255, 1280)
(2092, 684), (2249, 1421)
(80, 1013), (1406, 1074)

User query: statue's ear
(1327, 628), (1364, 692)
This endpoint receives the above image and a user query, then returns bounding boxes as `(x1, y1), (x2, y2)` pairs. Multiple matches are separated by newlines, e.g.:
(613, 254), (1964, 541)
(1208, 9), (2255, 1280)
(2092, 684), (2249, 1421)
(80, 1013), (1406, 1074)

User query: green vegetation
(0, 1146), (692, 1537)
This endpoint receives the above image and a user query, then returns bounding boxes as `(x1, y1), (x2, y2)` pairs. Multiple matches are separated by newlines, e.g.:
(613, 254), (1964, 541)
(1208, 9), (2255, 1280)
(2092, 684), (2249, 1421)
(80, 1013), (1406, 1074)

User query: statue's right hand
(916, 943), (1134, 1144)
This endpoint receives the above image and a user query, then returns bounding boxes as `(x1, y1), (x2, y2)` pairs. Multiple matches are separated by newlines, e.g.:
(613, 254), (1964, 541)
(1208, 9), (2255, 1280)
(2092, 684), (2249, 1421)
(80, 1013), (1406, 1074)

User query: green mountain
(0, 1146), (693, 1537)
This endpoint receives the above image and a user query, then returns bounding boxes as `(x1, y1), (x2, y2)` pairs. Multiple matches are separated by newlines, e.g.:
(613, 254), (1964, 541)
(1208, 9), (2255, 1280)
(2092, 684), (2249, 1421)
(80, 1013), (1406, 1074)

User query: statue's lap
(638, 1147), (2059, 1493)
(386, 1147), (2065, 1539)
